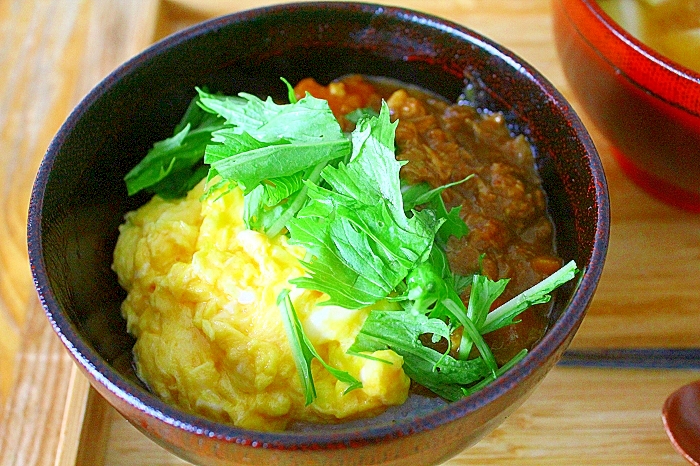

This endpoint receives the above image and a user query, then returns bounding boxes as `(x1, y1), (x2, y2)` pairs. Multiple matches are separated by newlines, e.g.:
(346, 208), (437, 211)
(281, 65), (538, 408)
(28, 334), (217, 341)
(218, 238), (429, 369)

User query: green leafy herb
(458, 274), (509, 359)
(205, 131), (349, 193)
(281, 77), (298, 104)
(401, 176), (473, 245)
(123, 94), (226, 198)
(287, 103), (443, 309)
(349, 260), (579, 399)
(347, 309), (490, 401)
(198, 86), (350, 191)
(197, 82), (351, 238)
(345, 107), (379, 124)
(461, 348), (528, 397)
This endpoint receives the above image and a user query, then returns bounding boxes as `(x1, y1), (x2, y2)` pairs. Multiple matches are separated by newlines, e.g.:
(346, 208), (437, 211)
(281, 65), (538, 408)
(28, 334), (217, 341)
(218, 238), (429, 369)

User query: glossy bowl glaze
(28, 3), (609, 465)
(553, 0), (700, 212)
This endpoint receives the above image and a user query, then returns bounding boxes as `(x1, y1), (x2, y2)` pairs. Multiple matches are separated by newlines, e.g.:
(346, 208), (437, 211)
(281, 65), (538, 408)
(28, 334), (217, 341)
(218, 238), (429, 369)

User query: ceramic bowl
(28, 3), (609, 465)
(553, 0), (700, 212)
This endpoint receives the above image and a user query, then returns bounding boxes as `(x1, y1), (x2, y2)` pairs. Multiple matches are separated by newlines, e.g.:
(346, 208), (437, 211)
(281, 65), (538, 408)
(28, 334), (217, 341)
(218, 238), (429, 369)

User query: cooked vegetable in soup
(112, 75), (576, 431)
(597, 0), (700, 73)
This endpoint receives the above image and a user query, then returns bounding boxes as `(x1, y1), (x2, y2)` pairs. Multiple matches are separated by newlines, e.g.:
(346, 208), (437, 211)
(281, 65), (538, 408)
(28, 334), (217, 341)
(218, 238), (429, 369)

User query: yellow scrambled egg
(112, 181), (410, 431)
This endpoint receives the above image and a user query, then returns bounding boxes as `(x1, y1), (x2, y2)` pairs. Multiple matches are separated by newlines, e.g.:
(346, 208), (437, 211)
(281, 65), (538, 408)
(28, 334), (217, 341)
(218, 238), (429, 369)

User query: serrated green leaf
(348, 309), (490, 401)
(124, 95), (226, 198)
(205, 131), (350, 194)
(401, 176), (472, 244)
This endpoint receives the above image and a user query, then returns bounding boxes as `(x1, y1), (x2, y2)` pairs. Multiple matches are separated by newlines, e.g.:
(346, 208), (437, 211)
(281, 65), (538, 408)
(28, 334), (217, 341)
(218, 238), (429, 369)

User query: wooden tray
(54, 365), (699, 466)
(2, 1), (699, 465)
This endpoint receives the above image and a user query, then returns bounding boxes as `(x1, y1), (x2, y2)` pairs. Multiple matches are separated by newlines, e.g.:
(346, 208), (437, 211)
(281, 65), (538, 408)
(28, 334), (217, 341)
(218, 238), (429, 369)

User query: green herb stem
(482, 260), (579, 335)
(277, 288), (362, 405)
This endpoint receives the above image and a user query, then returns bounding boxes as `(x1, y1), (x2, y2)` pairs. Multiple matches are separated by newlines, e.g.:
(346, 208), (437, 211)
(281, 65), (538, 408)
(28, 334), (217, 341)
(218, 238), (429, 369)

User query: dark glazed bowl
(28, 3), (609, 465)
(553, 0), (700, 212)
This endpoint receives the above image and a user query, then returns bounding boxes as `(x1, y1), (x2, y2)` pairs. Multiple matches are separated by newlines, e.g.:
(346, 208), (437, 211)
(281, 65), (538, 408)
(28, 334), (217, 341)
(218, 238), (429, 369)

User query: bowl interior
(30, 1), (607, 443)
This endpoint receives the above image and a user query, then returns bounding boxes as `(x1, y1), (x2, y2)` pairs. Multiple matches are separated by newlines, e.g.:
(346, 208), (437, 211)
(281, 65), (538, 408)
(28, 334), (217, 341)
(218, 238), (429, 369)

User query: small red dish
(553, 0), (700, 212)
(663, 379), (700, 466)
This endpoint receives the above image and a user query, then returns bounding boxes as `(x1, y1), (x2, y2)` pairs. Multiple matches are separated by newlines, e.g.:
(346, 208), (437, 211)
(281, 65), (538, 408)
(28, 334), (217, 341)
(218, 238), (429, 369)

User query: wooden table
(1, 0), (699, 464)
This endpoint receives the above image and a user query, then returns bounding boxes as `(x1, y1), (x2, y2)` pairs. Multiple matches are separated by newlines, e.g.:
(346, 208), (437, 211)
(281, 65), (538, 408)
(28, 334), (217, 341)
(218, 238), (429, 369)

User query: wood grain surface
(91, 367), (699, 466)
(0, 0), (698, 465)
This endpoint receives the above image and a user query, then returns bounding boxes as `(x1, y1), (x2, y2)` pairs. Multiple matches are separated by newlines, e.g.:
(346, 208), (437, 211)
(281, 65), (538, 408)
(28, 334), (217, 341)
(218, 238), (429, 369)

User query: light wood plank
(73, 386), (112, 466)
(0, 0), (87, 409)
(455, 368), (695, 465)
(54, 365), (92, 466)
(0, 0), (160, 464)
(0, 300), (75, 466)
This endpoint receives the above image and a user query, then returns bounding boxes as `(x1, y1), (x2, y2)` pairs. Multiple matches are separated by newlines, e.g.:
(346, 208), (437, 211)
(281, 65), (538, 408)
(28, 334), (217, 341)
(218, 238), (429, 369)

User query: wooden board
(63, 366), (697, 466)
(1, 0), (699, 465)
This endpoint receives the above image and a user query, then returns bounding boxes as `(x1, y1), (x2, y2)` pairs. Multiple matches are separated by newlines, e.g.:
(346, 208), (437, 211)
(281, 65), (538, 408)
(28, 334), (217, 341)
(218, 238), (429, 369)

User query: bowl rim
(558, 0), (700, 117)
(29, 0), (610, 451)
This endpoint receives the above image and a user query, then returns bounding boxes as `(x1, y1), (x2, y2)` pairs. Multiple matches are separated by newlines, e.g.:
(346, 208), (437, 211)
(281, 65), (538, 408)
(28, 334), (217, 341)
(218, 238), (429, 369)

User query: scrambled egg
(112, 181), (410, 431)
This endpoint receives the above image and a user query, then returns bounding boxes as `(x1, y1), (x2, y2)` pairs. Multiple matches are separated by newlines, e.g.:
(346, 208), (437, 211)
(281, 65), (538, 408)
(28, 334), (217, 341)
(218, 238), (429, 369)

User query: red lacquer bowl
(28, 3), (608, 465)
(553, 0), (700, 212)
